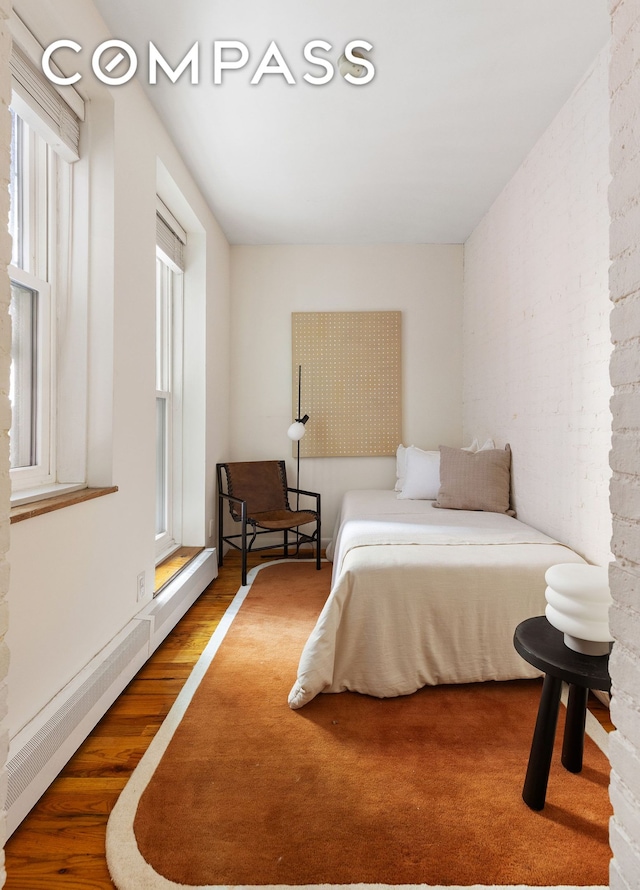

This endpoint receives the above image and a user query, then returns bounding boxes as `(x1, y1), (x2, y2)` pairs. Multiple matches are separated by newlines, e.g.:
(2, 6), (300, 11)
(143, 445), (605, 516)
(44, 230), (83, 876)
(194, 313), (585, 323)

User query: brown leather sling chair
(216, 460), (321, 586)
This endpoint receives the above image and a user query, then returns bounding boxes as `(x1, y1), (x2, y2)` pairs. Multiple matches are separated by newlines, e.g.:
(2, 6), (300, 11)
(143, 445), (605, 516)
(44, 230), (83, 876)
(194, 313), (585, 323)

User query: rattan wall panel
(292, 311), (402, 457)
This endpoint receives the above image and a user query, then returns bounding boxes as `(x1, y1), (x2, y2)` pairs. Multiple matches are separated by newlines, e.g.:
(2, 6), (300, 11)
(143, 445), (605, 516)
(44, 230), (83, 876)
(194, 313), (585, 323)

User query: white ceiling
(91, 0), (609, 245)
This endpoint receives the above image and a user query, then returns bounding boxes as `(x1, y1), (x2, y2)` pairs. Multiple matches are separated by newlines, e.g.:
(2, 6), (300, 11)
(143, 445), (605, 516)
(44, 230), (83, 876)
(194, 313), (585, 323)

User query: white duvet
(288, 490), (585, 709)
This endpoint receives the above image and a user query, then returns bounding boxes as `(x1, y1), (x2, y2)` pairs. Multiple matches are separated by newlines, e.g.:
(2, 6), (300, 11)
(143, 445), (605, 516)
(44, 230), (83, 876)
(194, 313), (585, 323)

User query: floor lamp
(287, 364), (308, 509)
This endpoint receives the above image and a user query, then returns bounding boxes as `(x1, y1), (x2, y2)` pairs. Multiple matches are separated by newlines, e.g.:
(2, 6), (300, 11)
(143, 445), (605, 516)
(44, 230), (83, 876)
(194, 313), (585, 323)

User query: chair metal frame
(216, 460), (321, 586)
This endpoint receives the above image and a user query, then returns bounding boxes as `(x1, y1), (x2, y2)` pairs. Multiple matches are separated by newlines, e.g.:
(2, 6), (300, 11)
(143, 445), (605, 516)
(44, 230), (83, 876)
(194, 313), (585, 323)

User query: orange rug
(106, 561), (611, 889)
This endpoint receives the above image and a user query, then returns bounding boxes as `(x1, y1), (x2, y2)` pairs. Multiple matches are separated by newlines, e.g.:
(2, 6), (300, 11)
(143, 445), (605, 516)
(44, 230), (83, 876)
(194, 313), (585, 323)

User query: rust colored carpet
(106, 561), (611, 890)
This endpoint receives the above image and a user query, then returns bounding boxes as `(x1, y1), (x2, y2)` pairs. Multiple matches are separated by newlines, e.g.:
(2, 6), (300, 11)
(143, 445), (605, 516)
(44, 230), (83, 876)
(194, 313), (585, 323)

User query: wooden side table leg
(561, 683), (588, 774)
(523, 673), (563, 811)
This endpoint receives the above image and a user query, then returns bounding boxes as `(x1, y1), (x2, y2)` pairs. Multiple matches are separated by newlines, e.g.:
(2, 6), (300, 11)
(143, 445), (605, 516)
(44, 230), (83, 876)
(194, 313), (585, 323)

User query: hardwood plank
(6, 819), (109, 857)
(87, 718), (163, 739)
(588, 692), (615, 733)
(4, 854), (113, 890)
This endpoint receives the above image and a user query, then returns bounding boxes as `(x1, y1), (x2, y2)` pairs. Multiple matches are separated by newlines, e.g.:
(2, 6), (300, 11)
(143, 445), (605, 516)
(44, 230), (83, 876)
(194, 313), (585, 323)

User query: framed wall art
(292, 310), (402, 457)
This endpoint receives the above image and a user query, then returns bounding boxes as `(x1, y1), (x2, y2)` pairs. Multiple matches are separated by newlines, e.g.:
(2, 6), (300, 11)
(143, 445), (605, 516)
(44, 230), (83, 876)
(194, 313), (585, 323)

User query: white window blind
(10, 42), (82, 163)
(156, 200), (186, 272)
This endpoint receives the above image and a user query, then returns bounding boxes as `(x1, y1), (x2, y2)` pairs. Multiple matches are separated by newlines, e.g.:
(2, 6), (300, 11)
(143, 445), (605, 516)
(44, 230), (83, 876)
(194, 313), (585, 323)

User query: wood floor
(3, 550), (614, 888)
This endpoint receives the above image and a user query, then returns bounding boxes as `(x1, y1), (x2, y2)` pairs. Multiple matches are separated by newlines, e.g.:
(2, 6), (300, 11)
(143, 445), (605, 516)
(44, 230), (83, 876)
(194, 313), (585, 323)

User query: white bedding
(288, 490), (585, 709)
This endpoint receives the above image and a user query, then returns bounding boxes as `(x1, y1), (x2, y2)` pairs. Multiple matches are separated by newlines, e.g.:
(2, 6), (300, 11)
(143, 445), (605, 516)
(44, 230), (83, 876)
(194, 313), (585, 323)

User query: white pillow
(397, 446), (441, 499)
(394, 443), (412, 491)
(463, 437), (496, 452)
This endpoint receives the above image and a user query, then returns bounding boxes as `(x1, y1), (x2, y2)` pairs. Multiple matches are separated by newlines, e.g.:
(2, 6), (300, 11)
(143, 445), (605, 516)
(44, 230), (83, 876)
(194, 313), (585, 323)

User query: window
(8, 110), (59, 489)
(9, 272), (51, 473)
(8, 29), (84, 500)
(155, 203), (185, 562)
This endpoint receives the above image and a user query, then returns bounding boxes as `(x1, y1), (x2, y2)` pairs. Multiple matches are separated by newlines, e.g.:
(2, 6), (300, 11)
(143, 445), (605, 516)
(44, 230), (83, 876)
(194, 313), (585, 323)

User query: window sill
(11, 483), (88, 508)
(10, 486), (119, 523)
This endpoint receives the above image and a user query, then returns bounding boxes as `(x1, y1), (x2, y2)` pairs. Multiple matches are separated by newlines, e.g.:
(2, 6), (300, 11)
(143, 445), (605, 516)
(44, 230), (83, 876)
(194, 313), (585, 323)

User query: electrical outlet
(208, 519), (214, 538)
(137, 571), (146, 602)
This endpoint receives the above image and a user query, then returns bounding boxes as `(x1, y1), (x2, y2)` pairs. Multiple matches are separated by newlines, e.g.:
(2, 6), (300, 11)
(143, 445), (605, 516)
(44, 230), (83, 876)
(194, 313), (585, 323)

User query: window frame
(8, 108), (60, 494)
(155, 250), (184, 563)
(7, 20), (88, 507)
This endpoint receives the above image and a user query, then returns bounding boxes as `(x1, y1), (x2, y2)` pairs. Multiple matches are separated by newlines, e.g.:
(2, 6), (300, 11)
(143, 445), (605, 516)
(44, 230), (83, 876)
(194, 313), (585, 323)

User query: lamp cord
(295, 364), (301, 509)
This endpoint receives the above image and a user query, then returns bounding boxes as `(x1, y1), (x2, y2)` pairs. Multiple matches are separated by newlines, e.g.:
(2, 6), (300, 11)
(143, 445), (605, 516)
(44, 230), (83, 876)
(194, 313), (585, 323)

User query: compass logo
(42, 39), (375, 87)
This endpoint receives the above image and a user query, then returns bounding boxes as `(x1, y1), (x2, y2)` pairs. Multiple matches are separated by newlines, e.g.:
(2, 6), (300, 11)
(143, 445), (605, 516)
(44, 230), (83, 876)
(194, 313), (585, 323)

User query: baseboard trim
(5, 548), (218, 836)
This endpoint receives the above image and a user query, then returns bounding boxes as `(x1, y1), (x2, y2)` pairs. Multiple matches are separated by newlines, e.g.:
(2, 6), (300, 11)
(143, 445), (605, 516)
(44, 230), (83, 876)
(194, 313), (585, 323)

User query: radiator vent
(7, 619), (149, 810)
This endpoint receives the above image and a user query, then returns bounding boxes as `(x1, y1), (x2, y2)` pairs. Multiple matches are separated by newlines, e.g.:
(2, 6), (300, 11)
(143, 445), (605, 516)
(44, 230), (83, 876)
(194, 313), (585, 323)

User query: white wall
(230, 244), (463, 533)
(6, 0), (230, 738)
(463, 47), (612, 566)
(608, 0), (640, 884)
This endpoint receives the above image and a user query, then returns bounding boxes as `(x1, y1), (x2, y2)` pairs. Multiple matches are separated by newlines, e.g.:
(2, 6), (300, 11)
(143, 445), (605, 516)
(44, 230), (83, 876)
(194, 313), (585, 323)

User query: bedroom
(0, 0), (638, 886)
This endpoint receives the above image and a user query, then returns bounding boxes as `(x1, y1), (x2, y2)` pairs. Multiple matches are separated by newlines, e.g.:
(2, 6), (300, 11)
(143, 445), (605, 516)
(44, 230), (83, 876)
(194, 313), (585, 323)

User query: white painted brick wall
(609, 1), (640, 887)
(463, 46), (612, 567)
(0, 0), (10, 883)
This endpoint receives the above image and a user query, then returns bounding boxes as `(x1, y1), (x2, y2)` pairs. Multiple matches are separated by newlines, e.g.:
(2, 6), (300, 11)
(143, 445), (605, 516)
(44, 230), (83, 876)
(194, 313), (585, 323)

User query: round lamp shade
(544, 563), (612, 656)
(287, 421), (307, 441)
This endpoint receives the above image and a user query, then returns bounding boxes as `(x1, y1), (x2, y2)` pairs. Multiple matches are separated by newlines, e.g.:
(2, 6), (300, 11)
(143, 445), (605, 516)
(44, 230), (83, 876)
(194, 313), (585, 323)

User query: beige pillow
(434, 445), (514, 515)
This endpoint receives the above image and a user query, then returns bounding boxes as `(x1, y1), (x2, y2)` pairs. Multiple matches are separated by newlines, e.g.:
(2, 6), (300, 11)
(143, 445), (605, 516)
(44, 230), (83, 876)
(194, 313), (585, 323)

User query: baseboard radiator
(6, 547), (217, 836)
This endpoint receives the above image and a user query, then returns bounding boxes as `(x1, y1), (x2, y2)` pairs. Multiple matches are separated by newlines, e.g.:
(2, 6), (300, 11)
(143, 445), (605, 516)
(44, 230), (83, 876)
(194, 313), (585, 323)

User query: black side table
(513, 616), (611, 811)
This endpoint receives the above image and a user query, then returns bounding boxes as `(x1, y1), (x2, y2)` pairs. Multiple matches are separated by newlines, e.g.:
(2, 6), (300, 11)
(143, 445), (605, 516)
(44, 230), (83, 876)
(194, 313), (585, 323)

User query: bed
(288, 488), (586, 709)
